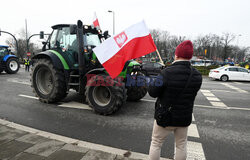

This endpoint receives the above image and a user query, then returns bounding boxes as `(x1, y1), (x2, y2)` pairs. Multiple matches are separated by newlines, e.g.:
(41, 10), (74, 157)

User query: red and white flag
(93, 21), (156, 78)
(93, 12), (100, 28)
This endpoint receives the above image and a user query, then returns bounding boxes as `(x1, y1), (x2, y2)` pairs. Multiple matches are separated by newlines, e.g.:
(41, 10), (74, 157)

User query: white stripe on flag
(93, 20), (150, 64)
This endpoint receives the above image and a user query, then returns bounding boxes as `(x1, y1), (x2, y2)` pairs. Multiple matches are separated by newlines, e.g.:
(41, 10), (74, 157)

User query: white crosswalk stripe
(187, 141), (206, 160)
(221, 83), (248, 93)
(210, 101), (227, 107)
(200, 89), (228, 108)
(188, 124), (200, 138)
(206, 97), (220, 101)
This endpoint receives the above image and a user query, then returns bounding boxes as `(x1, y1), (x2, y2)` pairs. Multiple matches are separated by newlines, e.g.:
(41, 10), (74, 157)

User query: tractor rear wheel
(127, 72), (147, 101)
(31, 59), (67, 103)
(85, 74), (126, 115)
(5, 58), (20, 74)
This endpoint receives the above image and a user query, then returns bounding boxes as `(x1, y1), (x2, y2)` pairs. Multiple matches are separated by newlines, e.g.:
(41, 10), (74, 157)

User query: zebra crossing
(200, 89), (228, 108)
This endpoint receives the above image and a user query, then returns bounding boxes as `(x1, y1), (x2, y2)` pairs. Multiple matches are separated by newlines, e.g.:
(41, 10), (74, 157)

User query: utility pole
(236, 34), (242, 62)
(25, 19), (28, 53)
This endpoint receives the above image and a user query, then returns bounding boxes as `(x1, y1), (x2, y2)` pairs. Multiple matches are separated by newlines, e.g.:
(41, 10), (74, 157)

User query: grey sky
(0, 0), (249, 47)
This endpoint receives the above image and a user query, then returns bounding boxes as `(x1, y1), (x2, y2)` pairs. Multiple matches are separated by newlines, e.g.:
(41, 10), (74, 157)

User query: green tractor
(31, 20), (147, 115)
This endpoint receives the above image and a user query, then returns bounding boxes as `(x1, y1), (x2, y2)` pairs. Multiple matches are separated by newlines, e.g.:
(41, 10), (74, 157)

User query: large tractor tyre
(5, 58), (20, 74)
(85, 74), (127, 115)
(126, 72), (147, 101)
(31, 59), (68, 103)
(127, 86), (147, 101)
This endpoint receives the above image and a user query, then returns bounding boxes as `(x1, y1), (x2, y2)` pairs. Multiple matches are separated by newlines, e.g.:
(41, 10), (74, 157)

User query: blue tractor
(0, 45), (20, 74)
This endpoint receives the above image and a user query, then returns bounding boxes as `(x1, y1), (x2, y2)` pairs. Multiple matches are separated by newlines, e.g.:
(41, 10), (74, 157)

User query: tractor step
(68, 83), (79, 86)
(70, 75), (80, 77)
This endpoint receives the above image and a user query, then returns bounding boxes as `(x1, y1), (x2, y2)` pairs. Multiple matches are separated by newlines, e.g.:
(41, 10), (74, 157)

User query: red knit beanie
(175, 40), (193, 59)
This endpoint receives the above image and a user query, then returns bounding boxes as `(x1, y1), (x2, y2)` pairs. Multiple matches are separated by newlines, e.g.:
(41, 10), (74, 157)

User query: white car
(209, 66), (250, 82)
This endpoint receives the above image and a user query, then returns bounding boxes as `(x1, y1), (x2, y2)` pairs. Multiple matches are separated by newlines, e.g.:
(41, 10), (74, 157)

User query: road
(0, 67), (250, 160)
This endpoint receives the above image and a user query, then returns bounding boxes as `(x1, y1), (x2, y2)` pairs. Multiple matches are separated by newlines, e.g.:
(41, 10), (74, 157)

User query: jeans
(149, 120), (188, 160)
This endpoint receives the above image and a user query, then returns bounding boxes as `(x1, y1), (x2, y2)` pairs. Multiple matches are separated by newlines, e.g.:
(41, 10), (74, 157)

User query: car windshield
(85, 33), (101, 47)
(217, 67), (225, 70)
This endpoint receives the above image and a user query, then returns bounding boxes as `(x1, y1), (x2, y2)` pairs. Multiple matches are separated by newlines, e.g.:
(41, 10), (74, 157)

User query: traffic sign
(27, 52), (31, 56)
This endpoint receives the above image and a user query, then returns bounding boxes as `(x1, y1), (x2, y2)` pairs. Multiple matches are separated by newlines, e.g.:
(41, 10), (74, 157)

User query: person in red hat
(148, 40), (202, 160)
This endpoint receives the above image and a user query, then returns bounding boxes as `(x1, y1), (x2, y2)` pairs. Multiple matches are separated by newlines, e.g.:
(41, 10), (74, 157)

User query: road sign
(27, 52), (31, 56)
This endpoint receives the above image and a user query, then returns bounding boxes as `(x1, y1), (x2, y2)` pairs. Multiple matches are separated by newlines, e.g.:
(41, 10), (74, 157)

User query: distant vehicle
(191, 59), (213, 66)
(0, 45), (20, 74)
(209, 66), (250, 82)
(142, 62), (165, 75)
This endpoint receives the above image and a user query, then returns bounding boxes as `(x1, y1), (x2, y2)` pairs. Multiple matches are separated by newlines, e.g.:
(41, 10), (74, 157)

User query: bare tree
(5, 28), (39, 59)
(221, 32), (235, 61)
(149, 29), (247, 63)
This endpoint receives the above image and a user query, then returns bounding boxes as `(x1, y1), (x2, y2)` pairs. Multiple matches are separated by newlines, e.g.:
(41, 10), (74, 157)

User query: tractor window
(85, 33), (101, 47)
(0, 47), (8, 56)
(56, 27), (77, 52)
(50, 30), (58, 49)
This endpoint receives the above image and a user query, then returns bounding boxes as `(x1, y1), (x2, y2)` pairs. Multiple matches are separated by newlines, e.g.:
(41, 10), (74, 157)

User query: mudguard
(3, 55), (17, 62)
(84, 68), (106, 77)
(32, 50), (69, 70)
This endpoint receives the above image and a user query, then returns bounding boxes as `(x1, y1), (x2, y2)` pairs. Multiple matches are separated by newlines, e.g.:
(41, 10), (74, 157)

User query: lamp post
(108, 10), (115, 35)
(236, 34), (242, 62)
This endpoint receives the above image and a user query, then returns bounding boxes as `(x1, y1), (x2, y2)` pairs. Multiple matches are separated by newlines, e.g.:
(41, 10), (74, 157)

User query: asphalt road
(0, 67), (250, 160)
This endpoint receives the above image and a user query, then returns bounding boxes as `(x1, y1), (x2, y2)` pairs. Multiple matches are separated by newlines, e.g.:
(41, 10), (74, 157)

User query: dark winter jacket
(148, 61), (202, 127)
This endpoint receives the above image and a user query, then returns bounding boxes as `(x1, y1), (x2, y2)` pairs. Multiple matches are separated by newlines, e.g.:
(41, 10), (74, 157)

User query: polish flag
(93, 21), (156, 78)
(93, 12), (100, 28)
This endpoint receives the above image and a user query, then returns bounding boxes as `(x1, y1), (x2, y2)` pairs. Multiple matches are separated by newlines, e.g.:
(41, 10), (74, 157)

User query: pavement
(0, 119), (154, 160)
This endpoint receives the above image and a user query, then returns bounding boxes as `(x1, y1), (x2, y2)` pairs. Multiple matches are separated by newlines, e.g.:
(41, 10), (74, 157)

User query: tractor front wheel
(31, 59), (67, 103)
(85, 74), (126, 115)
(126, 72), (147, 101)
(5, 58), (20, 74)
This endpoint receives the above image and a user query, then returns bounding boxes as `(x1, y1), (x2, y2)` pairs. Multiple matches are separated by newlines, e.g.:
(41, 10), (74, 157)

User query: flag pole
(156, 49), (164, 65)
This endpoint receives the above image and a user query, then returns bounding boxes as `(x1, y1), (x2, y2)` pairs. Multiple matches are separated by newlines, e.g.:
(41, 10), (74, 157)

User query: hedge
(193, 65), (220, 75)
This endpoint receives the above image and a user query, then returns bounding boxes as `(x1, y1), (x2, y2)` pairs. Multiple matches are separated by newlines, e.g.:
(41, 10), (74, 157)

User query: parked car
(209, 66), (250, 82)
(142, 62), (165, 76)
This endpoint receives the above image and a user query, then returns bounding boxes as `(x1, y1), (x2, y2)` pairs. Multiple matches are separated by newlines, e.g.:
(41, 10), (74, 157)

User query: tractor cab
(0, 45), (10, 60)
(43, 24), (102, 70)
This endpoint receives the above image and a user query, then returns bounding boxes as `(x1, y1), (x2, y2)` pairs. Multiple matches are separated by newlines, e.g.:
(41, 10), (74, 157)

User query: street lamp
(108, 10), (115, 35)
(236, 34), (242, 62)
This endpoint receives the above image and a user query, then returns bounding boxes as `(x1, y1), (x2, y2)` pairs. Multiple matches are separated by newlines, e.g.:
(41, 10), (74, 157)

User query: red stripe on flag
(93, 19), (100, 27)
(102, 34), (156, 78)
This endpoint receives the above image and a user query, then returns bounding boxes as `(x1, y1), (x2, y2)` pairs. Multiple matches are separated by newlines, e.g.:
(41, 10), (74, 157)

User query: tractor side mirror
(103, 31), (110, 39)
(40, 31), (44, 39)
(70, 25), (77, 34)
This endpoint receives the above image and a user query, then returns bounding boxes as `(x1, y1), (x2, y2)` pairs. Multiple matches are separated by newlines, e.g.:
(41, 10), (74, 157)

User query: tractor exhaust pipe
(76, 20), (85, 76)
(76, 20), (85, 94)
